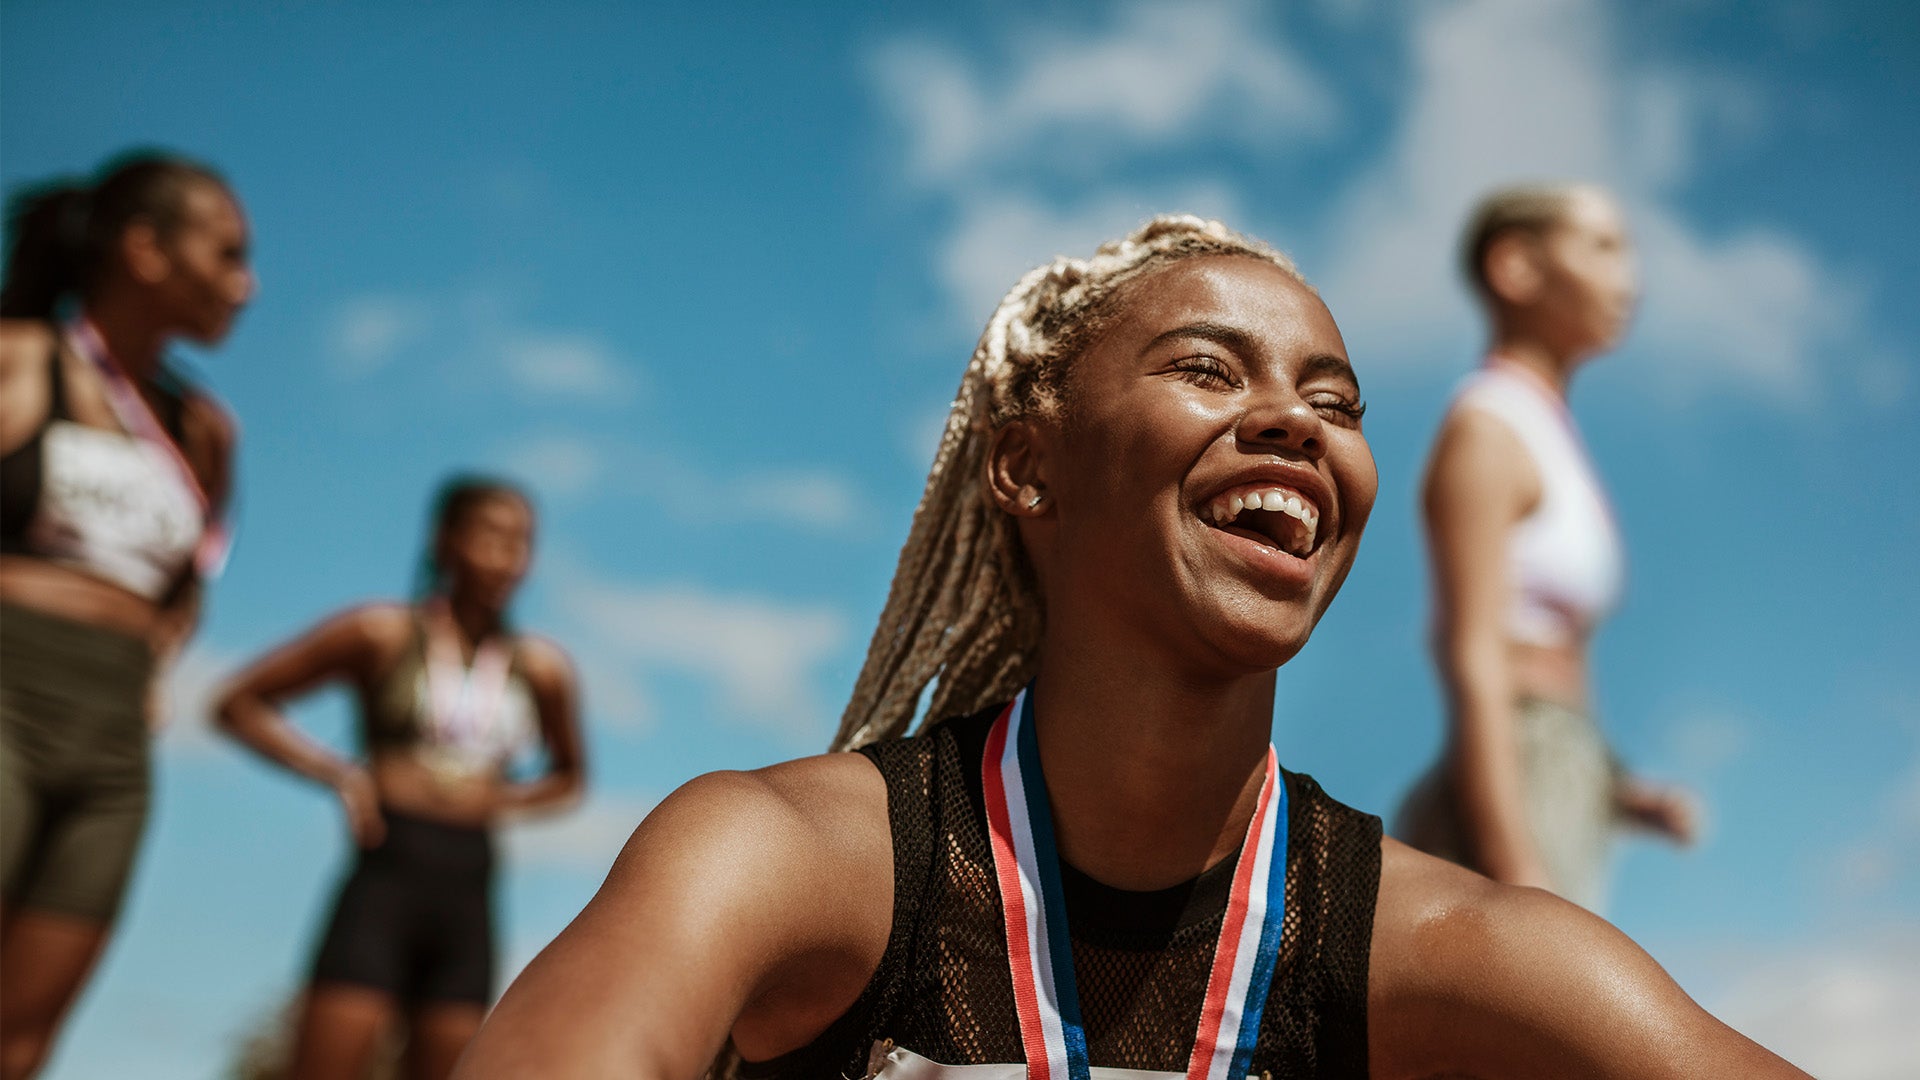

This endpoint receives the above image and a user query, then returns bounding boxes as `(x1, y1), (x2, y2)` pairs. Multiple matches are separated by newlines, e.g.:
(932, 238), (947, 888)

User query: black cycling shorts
(310, 810), (495, 1005)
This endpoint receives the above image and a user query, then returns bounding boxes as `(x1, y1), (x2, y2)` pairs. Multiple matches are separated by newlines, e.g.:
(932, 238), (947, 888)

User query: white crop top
(21, 420), (206, 600)
(1450, 363), (1624, 647)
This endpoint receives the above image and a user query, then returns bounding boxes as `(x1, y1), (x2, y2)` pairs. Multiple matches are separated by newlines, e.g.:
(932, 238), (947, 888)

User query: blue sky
(4, 0), (1916, 1075)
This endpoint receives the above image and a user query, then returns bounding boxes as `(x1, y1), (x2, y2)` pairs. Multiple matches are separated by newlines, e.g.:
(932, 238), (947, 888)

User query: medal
(982, 686), (1289, 1080)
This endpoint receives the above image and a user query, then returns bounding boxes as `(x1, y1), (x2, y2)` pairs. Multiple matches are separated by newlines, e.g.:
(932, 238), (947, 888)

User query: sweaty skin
(455, 257), (1803, 1080)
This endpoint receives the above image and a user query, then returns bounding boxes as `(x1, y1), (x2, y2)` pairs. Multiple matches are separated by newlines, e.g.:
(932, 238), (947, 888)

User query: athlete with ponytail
(458, 218), (1803, 1078)
(216, 477), (585, 1080)
(0, 151), (249, 1079)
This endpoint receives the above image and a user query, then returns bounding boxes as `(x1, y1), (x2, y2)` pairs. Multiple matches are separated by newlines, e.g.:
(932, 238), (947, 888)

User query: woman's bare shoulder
(0, 320), (54, 377)
(460, 751), (893, 1076)
(1367, 838), (1807, 1079)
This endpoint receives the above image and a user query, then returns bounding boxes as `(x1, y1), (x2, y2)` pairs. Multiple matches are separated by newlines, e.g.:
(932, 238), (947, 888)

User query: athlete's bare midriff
(0, 557), (163, 641)
(1507, 638), (1590, 712)
(369, 752), (508, 829)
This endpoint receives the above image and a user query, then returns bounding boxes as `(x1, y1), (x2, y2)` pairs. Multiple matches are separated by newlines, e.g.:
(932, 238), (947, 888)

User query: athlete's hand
(334, 766), (388, 848)
(1616, 778), (1700, 846)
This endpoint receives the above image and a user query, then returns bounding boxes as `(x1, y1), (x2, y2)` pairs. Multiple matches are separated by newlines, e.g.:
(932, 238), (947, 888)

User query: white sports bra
(1449, 362), (1624, 647)
(0, 330), (212, 601)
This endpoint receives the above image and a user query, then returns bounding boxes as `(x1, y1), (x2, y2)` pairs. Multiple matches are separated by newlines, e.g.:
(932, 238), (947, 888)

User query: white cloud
(876, 0), (1885, 405)
(499, 332), (638, 400)
(939, 184), (1246, 329)
(496, 434), (603, 498)
(1312, 0), (1866, 401)
(327, 295), (430, 376)
(502, 791), (660, 871)
(556, 572), (849, 739)
(156, 644), (240, 758)
(1708, 931), (1920, 1080)
(872, 0), (1336, 187)
(624, 451), (870, 534)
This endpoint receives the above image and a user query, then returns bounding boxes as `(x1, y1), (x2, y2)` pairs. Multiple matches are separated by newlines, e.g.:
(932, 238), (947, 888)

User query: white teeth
(1201, 485), (1324, 555)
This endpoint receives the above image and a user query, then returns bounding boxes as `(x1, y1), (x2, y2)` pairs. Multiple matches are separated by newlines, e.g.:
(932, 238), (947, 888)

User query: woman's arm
(1372, 840), (1809, 1078)
(214, 605), (401, 846)
(494, 636), (586, 817)
(146, 391), (237, 669)
(1423, 408), (1550, 888)
(455, 753), (892, 1079)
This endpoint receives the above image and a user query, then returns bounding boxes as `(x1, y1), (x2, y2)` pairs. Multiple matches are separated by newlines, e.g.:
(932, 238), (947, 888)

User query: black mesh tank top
(742, 705), (1382, 1079)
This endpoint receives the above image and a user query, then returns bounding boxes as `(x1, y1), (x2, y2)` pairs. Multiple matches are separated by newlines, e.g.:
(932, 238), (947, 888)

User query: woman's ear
(985, 419), (1051, 518)
(1483, 230), (1546, 307)
(119, 221), (171, 286)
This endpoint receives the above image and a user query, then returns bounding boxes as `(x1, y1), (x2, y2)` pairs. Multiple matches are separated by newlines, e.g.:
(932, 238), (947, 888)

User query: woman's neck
(81, 299), (167, 381)
(439, 593), (505, 651)
(1028, 625), (1276, 892)
(1487, 334), (1575, 400)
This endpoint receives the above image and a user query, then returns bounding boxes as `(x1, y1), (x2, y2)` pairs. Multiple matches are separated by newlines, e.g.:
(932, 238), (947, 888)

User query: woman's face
(1018, 255), (1377, 675)
(150, 182), (254, 345)
(1535, 189), (1636, 358)
(441, 496), (536, 612)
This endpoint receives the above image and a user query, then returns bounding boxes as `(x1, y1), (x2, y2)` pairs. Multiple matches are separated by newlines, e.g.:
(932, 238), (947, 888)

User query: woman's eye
(1310, 394), (1367, 424)
(1171, 356), (1236, 388)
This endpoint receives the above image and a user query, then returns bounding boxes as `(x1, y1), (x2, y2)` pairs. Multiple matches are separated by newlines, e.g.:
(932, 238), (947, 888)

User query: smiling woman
(453, 217), (1806, 1080)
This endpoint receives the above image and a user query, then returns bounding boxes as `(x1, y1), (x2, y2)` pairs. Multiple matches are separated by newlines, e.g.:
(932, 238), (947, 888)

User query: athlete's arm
(493, 636), (586, 816)
(1370, 840), (1808, 1078)
(0, 321), (54, 455)
(455, 753), (892, 1080)
(147, 390), (237, 665)
(1423, 407), (1549, 887)
(214, 604), (405, 845)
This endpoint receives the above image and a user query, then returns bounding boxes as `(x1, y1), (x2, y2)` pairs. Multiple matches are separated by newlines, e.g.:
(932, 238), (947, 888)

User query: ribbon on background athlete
(66, 318), (232, 577)
(981, 686), (1290, 1080)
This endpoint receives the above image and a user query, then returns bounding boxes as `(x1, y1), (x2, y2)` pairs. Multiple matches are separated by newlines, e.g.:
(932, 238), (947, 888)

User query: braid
(831, 214), (1306, 750)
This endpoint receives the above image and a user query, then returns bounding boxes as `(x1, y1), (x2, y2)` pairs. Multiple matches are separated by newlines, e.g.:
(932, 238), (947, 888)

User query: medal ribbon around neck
(981, 685), (1290, 1080)
(65, 318), (231, 577)
(423, 603), (513, 757)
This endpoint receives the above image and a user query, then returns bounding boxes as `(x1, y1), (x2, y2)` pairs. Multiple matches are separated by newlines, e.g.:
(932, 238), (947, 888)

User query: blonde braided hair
(831, 214), (1307, 751)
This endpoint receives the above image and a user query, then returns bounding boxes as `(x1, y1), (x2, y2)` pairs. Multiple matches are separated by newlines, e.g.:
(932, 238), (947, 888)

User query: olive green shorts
(1, 602), (154, 922)
(1394, 698), (1624, 912)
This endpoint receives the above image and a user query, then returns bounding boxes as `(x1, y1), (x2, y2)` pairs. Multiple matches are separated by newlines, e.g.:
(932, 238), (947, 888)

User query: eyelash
(1171, 356), (1237, 388)
(1172, 356), (1367, 421)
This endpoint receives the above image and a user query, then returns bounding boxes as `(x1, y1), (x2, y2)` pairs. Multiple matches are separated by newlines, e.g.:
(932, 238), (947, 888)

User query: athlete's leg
(0, 908), (113, 1080)
(288, 982), (397, 1080)
(405, 1001), (486, 1080)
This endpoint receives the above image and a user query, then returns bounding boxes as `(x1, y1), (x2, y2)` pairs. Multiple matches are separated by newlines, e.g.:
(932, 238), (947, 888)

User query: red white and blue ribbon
(982, 686), (1289, 1080)
(65, 317), (232, 578)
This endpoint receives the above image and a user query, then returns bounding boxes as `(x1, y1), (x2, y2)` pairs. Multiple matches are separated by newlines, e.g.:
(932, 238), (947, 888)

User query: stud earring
(1026, 492), (1045, 509)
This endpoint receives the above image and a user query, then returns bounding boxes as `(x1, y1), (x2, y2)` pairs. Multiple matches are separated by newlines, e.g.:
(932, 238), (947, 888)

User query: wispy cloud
(495, 433), (604, 498)
(492, 433), (870, 533)
(499, 332), (640, 401)
(326, 294), (431, 377)
(157, 643), (240, 758)
(872, 0), (1335, 187)
(938, 184), (1245, 332)
(1304, 0), (1873, 401)
(555, 568), (850, 741)
(502, 791), (660, 871)
(1706, 929), (1920, 1079)
(873, 0), (1888, 405)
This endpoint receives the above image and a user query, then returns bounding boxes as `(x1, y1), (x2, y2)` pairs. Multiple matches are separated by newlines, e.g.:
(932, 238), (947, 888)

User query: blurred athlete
(1, 151), (249, 1079)
(217, 477), (585, 1080)
(1396, 184), (1696, 909)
